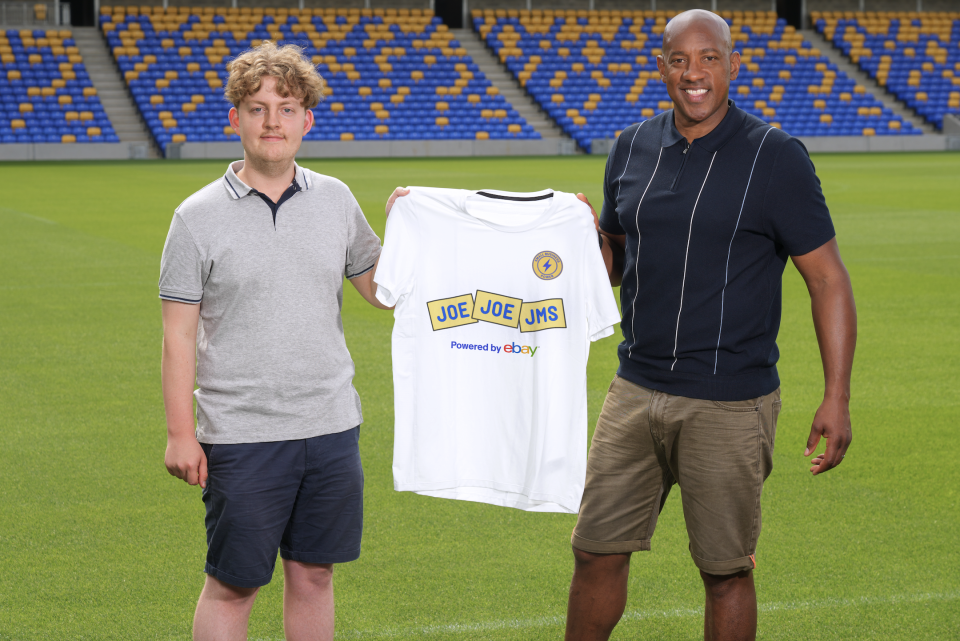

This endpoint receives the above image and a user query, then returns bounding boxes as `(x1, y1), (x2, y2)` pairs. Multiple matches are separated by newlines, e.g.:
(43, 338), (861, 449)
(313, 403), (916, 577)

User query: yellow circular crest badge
(533, 251), (563, 280)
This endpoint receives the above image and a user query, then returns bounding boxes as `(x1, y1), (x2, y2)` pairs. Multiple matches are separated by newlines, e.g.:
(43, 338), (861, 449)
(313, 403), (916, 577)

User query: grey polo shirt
(159, 161), (382, 444)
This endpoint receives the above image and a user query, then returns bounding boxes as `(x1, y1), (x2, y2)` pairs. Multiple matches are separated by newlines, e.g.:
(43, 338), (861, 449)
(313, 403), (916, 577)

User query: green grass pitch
(0, 153), (958, 640)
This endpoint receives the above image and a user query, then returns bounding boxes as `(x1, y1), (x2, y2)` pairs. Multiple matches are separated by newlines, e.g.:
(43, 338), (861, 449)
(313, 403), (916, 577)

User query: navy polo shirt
(599, 102), (835, 401)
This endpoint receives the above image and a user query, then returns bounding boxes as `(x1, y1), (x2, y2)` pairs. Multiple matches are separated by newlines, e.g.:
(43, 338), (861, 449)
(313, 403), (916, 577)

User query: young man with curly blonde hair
(159, 41), (389, 641)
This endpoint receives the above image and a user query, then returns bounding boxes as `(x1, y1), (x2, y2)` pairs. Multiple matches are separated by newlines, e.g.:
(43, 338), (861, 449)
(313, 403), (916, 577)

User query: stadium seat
(100, 5), (539, 151)
(473, 8), (917, 151)
(0, 29), (118, 144)
(813, 10), (959, 130)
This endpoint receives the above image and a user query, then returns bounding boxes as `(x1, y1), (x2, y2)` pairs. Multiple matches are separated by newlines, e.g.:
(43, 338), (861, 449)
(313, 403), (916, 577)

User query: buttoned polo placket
(222, 161), (312, 228)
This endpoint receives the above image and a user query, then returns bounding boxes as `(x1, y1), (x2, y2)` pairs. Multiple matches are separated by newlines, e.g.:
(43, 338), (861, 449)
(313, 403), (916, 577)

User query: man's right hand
(576, 193), (601, 231)
(385, 186), (410, 218)
(164, 434), (208, 488)
(576, 193), (625, 286)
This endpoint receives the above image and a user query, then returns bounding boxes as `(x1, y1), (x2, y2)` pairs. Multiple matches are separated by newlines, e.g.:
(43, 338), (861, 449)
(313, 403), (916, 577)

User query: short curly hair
(225, 41), (325, 109)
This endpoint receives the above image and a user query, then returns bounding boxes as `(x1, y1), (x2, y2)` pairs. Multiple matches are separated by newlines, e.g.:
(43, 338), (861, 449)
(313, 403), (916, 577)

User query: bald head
(662, 10), (733, 58)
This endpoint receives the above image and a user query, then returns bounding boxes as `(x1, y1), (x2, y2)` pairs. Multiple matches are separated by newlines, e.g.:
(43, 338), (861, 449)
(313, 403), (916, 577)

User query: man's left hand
(804, 396), (852, 475)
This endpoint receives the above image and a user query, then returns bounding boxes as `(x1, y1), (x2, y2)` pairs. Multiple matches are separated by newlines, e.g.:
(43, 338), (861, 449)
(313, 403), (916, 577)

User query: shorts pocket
(608, 375), (620, 393)
(711, 398), (762, 412)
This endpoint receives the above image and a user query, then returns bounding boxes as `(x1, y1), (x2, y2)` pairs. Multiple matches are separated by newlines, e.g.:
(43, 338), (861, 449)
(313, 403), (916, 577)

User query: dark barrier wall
(435, 0), (463, 28)
(776, 0), (801, 28)
(71, 0), (96, 26)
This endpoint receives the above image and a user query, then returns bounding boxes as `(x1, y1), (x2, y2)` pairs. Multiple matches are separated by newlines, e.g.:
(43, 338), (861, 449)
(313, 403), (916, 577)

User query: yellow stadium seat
(340, 132), (355, 141)
(476, 131), (490, 140)
(87, 126), (101, 137)
(223, 126), (236, 136)
(436, 116), (449, 127)
(375, 124), (388, 135)
(172, 134), (186, 143)
(61, 134), (76, 143)
(862, 128), (875, 136)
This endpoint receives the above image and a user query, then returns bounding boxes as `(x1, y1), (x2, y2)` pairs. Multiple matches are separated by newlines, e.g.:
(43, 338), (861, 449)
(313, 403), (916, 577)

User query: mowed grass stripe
(0, 154), (957, 640)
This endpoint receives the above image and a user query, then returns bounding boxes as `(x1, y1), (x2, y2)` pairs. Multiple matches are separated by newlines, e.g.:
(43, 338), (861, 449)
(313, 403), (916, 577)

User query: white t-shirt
(375, 187), (621, 513)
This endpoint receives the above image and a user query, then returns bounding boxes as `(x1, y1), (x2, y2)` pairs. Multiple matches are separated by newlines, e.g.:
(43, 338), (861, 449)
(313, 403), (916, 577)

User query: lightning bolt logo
(533, 251), (563, 280)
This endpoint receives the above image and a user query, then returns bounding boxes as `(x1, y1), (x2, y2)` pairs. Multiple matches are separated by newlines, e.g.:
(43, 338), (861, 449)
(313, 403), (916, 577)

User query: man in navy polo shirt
(565, 11), (857, 640)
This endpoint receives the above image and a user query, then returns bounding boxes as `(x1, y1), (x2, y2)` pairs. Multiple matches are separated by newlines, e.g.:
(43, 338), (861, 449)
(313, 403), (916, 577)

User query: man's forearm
(161, 334), (198, 439)
(351, 257), (393, 310)
(600, 232), (625, 287)
(809, 271), (857, 400)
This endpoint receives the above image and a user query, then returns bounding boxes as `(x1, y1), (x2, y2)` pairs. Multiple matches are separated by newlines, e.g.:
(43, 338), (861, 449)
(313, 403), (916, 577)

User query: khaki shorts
(572, 376), (780, 576)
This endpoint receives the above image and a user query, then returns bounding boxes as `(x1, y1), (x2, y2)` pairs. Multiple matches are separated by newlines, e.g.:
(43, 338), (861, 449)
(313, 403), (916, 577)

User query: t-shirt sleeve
(762, 137), (836, 256)
(598, 128), (628, 236)
(158, 212), (203, 304)
(344, 191), (382, 279)
(579, 209), (622, 342)
(374, 195), (419, 308)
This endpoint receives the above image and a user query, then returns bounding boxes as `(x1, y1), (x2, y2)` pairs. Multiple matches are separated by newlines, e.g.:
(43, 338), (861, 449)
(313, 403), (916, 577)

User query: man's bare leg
(701, 569), (756, 641)
(193, 575), (259, 641)
(565, 548), (632, 641)
(282, 559), (335, 641)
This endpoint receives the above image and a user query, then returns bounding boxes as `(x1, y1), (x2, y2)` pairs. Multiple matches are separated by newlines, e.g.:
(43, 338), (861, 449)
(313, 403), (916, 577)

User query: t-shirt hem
(159, 290), (202, 304)
(616, 362), (780, 402)
(196, 419), (362, 444)
(396, 481), (579, 513)
(590, 323), (617, 342)
(788, 231), (836, 258)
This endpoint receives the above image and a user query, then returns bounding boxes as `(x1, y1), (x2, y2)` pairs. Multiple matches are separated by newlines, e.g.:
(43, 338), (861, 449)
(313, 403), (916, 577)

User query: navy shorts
(199, 427), (363, 588)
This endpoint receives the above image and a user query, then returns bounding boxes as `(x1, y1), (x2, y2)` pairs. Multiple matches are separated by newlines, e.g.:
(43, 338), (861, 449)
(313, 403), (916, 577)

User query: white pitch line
(335, 591), (960, 639)
(0, 206), (56, 225)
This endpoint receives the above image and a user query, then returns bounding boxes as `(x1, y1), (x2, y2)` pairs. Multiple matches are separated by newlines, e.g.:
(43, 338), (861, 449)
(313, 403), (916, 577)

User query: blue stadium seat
(101, 4), (539, 151)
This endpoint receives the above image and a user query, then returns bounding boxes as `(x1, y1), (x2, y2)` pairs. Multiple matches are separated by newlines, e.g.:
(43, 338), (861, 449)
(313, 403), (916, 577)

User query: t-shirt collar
(223, 160), (310, 199)
(661, 99), (745, 152)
